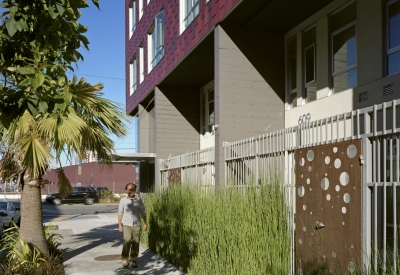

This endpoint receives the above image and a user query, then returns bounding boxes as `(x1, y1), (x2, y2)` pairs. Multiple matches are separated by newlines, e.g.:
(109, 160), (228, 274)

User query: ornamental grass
(140, 178), (291, 275)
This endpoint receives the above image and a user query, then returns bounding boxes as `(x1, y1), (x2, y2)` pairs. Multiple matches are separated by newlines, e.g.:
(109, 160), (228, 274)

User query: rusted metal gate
(295, 140), (362, 274)
(168, 168), (181, 186)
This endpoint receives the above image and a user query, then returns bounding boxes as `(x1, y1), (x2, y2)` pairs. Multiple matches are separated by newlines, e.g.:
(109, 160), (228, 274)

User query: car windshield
(0, 202), (7, 210)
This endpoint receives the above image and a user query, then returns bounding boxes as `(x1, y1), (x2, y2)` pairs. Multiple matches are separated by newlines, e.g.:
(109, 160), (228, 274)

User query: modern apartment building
(125, 0), (400, 272)
(125, 0), (400, 187)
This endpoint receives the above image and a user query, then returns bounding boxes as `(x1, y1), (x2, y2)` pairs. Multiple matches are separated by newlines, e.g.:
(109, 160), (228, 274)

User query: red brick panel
(125, 0), (240, 114)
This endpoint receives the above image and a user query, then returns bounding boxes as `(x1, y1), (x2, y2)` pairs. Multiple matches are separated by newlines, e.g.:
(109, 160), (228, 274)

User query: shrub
(141, 180), (291, 274)
(0, 223), (65, 275)
(99, 189), (117, 203)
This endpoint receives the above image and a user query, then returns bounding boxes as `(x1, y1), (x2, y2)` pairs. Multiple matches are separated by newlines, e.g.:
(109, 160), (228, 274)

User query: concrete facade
(154, 86), (200, 185)
(214, 25), (285, 186)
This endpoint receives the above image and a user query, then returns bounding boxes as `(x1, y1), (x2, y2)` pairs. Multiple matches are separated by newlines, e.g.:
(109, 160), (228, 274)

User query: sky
(64, 0), (138, 163)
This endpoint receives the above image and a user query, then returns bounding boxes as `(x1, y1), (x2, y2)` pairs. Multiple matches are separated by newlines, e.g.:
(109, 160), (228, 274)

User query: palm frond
(67, 76), (128, 138)
(15, 133), (52, 178)
(37, 107), (86, 151)
(55, 168), (73, 197)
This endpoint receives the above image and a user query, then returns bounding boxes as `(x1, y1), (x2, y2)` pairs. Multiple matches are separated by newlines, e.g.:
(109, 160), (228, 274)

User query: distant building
(43, 163), (137, 193)
(73, 151), (98, 165)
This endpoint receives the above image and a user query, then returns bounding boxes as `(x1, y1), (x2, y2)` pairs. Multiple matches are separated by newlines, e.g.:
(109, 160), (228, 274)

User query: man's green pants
(121, 225), (140, 263)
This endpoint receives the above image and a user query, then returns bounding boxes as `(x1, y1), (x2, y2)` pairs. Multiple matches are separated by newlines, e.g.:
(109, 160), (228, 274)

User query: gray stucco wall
(154, 85), (200, 188)
(214, 25), (285, 186)
(138, 103), (150, 153)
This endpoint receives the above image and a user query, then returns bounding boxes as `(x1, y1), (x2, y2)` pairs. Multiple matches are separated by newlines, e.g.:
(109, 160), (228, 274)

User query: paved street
(8, 200), (119, 222)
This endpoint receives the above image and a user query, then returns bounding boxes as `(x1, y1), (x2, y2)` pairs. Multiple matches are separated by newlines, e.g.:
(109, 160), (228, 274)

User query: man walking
(118, 183), (147, 268)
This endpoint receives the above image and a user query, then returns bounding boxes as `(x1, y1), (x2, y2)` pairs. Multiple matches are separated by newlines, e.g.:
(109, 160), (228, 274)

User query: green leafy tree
(0, 0), (128, 256)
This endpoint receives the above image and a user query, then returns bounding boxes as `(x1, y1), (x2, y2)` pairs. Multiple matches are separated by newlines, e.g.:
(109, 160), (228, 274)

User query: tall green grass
(140, 180), (291, 274)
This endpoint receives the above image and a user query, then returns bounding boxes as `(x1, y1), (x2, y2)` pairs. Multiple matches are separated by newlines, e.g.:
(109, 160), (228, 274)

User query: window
(148, 11), (165, 73)
(304, 27), (317, 103)
(331, 2), (357, 94)
(130, 58), (137, 95)
(139, 0), (143, 20)
(288, 38), (297, 108)
(388, 0), (400, 75)
(139, 44), (144, 84)
(180, 0), (199, 33)
(200, 88), (215, 135)
(129, 1), (136, 37)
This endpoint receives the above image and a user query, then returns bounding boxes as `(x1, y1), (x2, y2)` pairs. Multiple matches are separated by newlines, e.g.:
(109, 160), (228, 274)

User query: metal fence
(158, 99), (400, 273)
(159, 147), (215, 192)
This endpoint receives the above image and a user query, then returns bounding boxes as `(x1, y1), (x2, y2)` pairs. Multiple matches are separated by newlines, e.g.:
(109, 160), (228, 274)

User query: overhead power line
(69, 72), (125, 81)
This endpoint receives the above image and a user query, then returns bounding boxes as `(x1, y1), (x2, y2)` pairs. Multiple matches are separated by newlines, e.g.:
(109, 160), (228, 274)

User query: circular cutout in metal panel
(333, 147), (338, 153)
(321, 178), (329, 191)
(325, 156), (330, 164)
(347, 144), (357, 158)
(299, 157), (305, 166)
(335, 185), (340, 192)
(332, 251), (337, 258)
(344, 193), (351, 203)
(303, 205), (307, 210)
(340, 172), (350, 186)
(299, 239), (303, 244)
(308, 166), (312, 172)
(342, 206), (347, 214)
(326, 194), (331, 201)
(303, 226), (306, 232)
(348, 262), (355, 273)
(310, 211), (312, 215)
(306, 178), (310, 184)
(307, 150), (314, 161)
(334, 158), (341, 169)
(298, 186), (305, 197)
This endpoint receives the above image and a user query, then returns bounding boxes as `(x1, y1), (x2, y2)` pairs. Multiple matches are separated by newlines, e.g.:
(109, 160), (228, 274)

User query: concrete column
(154, 86), (200, 189)
(316, 16), (330, 99)
(214, 25), (285, 188)
(138, 103), (150, 153)
(357, 0), (383, 86)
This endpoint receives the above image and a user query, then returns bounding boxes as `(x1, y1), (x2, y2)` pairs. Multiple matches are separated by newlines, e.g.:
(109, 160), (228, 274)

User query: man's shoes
(122, 260), (129, 268)
(130, 261), (138, 268)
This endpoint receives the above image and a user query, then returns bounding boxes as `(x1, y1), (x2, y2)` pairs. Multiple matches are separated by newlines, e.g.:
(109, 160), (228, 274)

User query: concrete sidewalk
(44, 214), (186, 275)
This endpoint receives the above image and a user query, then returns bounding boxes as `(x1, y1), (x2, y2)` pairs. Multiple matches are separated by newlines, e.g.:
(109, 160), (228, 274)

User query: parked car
(0, 200), (21, 228)
(46, 186), (99, 205)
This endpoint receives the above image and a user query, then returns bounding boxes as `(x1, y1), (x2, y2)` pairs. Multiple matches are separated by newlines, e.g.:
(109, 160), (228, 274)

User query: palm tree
(0, 76), (128, 256)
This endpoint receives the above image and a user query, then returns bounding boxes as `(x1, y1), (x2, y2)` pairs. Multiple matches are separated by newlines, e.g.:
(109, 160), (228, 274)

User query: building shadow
(57, 222), (186, 275)
(113, 249), (186, 275)
(61, 223), (123, 262)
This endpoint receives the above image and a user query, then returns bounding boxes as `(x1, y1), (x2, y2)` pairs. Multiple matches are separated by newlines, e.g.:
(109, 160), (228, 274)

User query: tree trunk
(19, 179), (49, 257)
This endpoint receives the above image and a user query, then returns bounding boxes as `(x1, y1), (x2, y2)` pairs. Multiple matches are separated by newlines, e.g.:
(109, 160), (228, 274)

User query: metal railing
(159, 147), (215, 191)
(158, 99), (400, 273)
